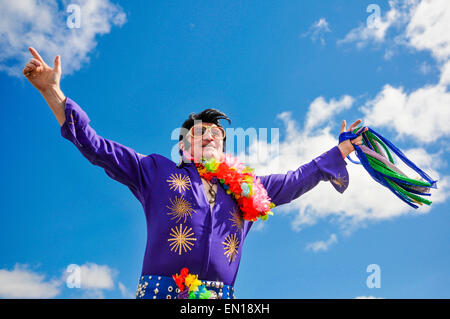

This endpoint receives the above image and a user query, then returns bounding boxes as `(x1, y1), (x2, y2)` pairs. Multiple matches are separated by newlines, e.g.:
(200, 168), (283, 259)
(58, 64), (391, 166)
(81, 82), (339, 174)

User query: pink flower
(223, 154), (246, 172)
(252, 178), (271, 211)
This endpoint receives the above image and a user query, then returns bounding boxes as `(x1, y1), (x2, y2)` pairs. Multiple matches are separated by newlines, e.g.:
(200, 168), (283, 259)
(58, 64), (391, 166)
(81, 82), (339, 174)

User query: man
(23, 47), (365, 299)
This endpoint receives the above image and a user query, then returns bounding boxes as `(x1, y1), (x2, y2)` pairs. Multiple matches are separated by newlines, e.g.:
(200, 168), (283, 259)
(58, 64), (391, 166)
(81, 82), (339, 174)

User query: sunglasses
(187, 124), (226, 140)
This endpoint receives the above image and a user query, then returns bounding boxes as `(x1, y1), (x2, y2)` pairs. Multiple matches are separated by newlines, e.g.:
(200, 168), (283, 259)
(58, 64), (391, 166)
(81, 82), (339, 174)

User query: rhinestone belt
(136, 274), (235, 299)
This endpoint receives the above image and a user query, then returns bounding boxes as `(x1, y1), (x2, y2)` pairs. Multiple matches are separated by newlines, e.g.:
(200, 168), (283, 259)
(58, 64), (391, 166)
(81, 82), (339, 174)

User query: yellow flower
(185, 274), (202, 292)
(242, 167), (254, 174)
(243, 176), (253, 183)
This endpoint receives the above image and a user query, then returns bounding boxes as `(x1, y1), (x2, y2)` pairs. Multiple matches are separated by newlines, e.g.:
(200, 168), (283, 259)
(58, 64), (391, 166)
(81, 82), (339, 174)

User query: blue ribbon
(338, 126), (438, 209)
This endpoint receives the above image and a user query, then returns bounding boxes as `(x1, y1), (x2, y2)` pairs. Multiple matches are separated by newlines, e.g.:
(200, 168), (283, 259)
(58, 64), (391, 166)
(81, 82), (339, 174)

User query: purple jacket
(61, 98), (349, 286)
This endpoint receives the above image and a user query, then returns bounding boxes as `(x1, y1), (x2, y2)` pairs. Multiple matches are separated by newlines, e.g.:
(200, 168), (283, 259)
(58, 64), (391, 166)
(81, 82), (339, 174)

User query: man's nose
(203, 130), (215, 141)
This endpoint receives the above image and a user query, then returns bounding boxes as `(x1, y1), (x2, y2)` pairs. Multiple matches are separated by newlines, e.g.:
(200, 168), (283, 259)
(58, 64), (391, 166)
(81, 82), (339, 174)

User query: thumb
(53, 55), (62, 73)
(340, 120), (346, 134)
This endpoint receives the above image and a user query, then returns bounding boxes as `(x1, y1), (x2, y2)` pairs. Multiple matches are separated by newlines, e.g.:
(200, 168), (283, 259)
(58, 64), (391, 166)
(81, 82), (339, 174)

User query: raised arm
(23, 47), (145, 201)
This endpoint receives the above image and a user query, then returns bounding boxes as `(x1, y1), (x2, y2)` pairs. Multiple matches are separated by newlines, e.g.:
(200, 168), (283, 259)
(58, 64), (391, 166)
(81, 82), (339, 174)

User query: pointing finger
(29, 47), (45, 64)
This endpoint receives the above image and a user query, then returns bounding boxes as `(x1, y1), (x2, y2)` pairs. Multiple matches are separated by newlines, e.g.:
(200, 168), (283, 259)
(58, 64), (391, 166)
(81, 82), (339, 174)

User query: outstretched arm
(258, 120), (366, 206)
(258, 146), (349, 206)
(23, 47), (145, 201)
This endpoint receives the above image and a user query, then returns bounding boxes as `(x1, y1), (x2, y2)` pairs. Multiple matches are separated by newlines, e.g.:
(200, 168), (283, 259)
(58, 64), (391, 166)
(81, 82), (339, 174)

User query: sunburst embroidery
(166, 173), (191, 193)
(229, 209), (244, 234)
(222, 233), (240, 263)
(166, 195), (196, 223)
(331, 173), (348, 188)
(168, 224), (197, 255)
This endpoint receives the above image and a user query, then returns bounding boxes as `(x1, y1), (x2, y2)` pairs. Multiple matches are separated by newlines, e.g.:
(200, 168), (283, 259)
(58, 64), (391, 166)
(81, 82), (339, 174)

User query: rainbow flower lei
(195, 154), (275, 221)
(172, 267), (216, 299)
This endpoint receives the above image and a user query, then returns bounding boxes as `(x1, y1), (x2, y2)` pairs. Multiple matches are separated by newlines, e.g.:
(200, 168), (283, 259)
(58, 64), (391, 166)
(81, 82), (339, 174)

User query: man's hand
(23, 47), (66, 126)
(338, 119), (368, 158)
(23, 47), (62, 93)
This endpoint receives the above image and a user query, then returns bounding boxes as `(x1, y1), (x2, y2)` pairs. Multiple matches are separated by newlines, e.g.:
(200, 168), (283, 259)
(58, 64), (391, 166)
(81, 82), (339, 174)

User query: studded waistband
(136, 274), (235, 299)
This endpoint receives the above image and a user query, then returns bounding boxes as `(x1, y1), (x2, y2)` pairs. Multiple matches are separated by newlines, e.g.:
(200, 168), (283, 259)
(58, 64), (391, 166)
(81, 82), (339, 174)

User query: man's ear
(178, 141), (184, 156)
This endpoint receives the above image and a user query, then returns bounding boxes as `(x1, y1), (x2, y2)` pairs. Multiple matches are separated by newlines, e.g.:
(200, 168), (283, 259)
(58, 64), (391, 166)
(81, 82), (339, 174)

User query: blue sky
(0, 0), (449, 298)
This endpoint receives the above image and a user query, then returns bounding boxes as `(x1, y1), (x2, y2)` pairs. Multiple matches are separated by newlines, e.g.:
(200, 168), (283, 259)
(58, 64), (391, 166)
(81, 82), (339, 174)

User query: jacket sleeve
(257, 145), (349, 207)
(60, 97), (145, 202)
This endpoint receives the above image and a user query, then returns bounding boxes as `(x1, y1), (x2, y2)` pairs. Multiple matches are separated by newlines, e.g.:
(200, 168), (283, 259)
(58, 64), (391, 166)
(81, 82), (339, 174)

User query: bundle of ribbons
(339, 126), (438, 209)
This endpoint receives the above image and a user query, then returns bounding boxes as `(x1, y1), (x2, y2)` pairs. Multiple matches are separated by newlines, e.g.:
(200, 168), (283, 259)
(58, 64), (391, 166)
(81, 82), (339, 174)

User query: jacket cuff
(313, 145), (349, 193)
(60, 97), (91, 147)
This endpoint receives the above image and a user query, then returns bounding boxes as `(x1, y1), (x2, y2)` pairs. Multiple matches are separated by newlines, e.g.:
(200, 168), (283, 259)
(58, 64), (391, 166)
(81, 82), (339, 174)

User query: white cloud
(0, 0), (126, 77)
(118, 282), (134, 299)
(0, 264), (61, 299)
(301, 18), (331, 45)
(78, 262), (116, 290)
(439, 60), (450, 86)
(361, 83), (450, 144)
(306, 234), (338, 252)
(339, 0), (450, 63)
(305, 95), (355, 133)
(0, 262), (120, 298)
(337, 1), (411, 48)
(63, 262), (117, 298)
(338, 21), (388, 49)
(0, 263), (119, 298)
(338, 0), (450, 179)
(406, 0), (450, 61)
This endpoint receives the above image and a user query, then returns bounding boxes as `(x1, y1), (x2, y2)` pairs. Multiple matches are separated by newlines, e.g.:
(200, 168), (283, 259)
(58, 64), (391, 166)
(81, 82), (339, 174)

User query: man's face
(183, 122), (225, 162)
